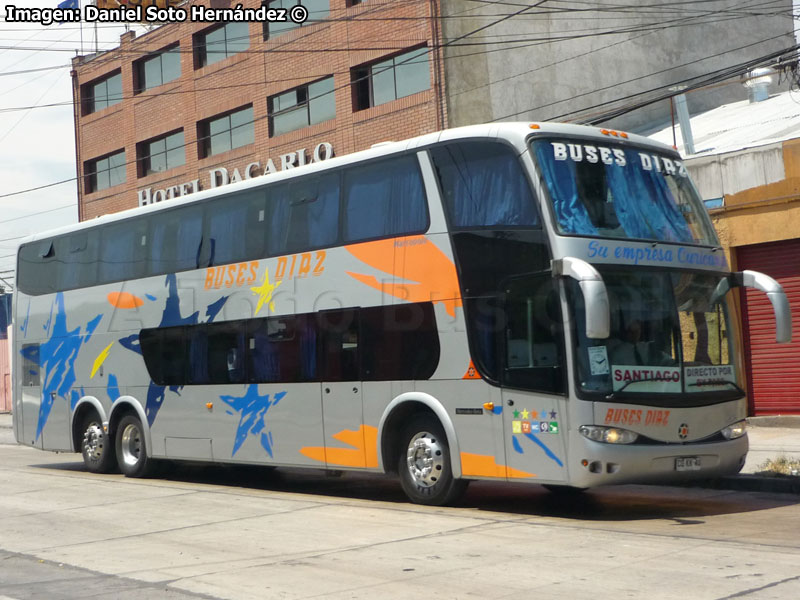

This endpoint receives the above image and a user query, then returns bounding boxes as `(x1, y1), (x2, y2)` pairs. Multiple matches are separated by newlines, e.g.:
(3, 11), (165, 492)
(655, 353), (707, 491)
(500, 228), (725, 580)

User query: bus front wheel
(80, 414), (116, 474)
(115, 414), (153, 478)
(397, 416), (467, 506)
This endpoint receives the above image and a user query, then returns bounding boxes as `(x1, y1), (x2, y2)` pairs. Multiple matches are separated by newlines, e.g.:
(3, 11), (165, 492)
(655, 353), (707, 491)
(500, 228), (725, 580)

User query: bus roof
(17, 121), (674, 246)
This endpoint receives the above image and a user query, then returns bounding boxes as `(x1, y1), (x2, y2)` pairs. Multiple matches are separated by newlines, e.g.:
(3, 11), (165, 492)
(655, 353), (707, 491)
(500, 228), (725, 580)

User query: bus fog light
(721, 420), (747, 440)
(580, 425), (638, 444)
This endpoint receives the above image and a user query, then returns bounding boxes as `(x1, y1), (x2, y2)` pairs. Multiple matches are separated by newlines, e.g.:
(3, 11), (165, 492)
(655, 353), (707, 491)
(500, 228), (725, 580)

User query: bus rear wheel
(115, 414), (154, 478)
(80, 414), (116, 474)
(397, 416), (467, 506)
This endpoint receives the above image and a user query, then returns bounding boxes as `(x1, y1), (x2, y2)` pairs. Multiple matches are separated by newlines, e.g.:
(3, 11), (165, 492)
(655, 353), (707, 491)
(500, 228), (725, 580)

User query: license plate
(675, 456), (701, 471)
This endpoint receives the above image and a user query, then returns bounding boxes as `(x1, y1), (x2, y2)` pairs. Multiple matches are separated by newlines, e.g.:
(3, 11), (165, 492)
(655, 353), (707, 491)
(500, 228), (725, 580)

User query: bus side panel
(213, 383), (325, 467)
(500, 389), (568, 483)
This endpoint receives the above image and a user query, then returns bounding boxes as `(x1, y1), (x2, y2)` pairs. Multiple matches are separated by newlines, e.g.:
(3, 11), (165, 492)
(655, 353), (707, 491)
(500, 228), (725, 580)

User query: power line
(0, 5), (791, 115)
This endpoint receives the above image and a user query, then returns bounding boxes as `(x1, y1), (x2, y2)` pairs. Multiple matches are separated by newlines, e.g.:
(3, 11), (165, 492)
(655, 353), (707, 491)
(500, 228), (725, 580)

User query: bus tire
(115, 414), (153, 478)
(80, 413), (116, 474)
(397, 416), (467, 506)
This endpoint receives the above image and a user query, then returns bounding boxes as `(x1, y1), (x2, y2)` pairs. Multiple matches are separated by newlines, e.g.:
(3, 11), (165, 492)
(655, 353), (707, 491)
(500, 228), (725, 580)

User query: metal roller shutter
(737, 240), (800, 415)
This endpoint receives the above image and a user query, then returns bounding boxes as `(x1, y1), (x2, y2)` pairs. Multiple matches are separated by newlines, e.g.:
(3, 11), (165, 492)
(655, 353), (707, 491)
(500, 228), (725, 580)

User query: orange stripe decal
(345, 236), (462, 317)
(300, 425), (379, 468)
(460, 452), (536, 479)
(107, 292), (144, 309)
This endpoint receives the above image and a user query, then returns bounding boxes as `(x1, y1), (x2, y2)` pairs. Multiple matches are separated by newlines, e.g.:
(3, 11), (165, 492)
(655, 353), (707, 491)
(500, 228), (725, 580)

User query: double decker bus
(12, 123), (791, 505)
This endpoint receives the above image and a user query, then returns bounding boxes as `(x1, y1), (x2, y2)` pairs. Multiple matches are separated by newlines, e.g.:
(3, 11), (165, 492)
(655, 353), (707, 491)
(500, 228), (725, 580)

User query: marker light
(721, 420), (747, 440)
(529, 123), (541, 129)
(579, 425), (639, 444)
(599, 128), (629, 139)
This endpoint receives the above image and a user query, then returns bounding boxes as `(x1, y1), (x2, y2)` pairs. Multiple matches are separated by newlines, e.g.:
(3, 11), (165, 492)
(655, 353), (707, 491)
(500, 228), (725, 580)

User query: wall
(440, 0), (794, 133)
(708, 138), (800, 255)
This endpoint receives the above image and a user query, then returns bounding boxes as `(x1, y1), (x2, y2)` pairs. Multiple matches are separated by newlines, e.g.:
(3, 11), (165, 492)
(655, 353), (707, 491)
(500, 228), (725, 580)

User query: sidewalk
(1, 411), (799, 493)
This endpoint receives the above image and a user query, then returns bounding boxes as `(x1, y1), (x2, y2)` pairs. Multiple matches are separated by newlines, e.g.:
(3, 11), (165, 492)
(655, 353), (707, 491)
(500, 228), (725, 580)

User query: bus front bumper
(565, 433), (749, 489)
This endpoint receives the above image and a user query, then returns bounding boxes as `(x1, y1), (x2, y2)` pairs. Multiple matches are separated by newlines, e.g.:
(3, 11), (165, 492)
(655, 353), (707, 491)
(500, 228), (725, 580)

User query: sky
(0, 0), (145, 291)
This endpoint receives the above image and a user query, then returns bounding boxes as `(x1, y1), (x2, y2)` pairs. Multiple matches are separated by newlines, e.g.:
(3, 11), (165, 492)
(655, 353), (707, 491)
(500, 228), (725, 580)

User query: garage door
(737, 240), (800, 414)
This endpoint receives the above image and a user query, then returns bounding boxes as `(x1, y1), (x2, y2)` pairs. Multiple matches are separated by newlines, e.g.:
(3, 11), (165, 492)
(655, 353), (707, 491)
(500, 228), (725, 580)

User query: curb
(748, 415), (800, 429)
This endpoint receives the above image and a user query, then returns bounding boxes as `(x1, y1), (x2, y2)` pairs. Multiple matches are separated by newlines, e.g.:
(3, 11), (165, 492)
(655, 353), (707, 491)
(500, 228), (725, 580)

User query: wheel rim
(120, 423), (143, 468)
(83, 423), (105, 462)
(406, 431), (444, 488)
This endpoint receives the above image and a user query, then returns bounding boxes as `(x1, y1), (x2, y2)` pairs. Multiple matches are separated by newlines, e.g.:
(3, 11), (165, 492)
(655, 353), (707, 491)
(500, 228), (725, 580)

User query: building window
(85, 150), (126, 193)
(263, 0), (329, 39)
(135, 45), (180, 92)
(138, 130), (185, 176)
(198, 106), (254, 158)
(268, 77), (335, 137)
(196, 22), (250, 68)
(346, 0), (364, 6)
(352, 47), (430, 110)
(83, 71), (122, 115)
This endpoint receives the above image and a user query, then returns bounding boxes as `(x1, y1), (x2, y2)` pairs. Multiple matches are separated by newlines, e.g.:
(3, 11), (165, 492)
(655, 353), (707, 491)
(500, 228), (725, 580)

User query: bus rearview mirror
(552, 257), (610, 340)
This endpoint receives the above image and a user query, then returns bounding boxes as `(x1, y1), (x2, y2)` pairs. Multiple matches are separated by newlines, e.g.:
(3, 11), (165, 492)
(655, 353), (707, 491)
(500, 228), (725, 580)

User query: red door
(737, 240), (800, 414)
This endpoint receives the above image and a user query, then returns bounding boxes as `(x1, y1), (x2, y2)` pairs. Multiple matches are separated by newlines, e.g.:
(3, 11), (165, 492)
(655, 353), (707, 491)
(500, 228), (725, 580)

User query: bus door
(500, 274), (568, 482)
(319, 309), (368, 469)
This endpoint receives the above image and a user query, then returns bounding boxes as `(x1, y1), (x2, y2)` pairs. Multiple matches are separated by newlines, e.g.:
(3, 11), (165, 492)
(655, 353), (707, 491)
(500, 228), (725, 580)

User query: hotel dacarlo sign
(137, 142), (334, 207)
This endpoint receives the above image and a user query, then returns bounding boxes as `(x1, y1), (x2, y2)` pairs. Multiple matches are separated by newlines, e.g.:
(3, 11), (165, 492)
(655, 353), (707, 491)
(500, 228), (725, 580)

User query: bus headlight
(721, 420), (747, 440)
(579, 425), (639, 444)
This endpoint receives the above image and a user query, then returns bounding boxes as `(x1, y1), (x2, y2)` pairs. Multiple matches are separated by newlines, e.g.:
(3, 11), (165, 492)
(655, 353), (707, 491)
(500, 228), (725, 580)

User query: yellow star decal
(520, 409), (530, 419)
(250, 267), (282, 315)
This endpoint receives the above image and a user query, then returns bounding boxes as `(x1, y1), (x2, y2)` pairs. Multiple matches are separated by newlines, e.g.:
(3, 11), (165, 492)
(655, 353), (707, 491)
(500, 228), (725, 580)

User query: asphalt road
(1, 441), (800, 599)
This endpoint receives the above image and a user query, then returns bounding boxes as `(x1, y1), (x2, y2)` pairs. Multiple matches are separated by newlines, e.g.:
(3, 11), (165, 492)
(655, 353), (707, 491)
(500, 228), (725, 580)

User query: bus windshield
(531, 138), (718, 246)
(568, 269), (741, 402)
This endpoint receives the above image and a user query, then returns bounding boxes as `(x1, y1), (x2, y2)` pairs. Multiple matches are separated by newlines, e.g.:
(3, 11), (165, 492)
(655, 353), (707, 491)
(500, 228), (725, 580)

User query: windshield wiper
(605, 377), (745, 399)
(605, 376), (675, 399)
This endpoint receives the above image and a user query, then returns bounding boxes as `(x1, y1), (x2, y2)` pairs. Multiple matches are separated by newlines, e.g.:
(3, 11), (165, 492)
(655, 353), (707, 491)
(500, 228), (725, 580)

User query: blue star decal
(19, 293), (102, 441)
(220, 384), (287, 457)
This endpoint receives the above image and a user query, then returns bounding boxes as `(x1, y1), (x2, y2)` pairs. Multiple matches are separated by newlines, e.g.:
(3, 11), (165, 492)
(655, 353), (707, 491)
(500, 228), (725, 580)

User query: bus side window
(430, 142), (539, 229)
(99, 218), (147, 284)
(247, 315), (316, 383)
(17, 241), (57, 295)
(319, 309), (359, 381)
(265, 183), (290, 256)
(206, 195), (250, 267)
(206, 321), (247, 384)
(245, 191), (268, 261)
(149, 206), (203, 276)
(342, 154), (428, 243)
(360, 303), (439, 380)
(56, 231), (99, 291)
(140, 326), (188, 386)
(286, 173), (340, 253)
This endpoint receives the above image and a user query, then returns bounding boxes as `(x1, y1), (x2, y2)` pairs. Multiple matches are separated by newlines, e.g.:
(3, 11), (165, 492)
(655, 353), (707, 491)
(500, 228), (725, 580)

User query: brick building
(72, 0), (447, 219)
